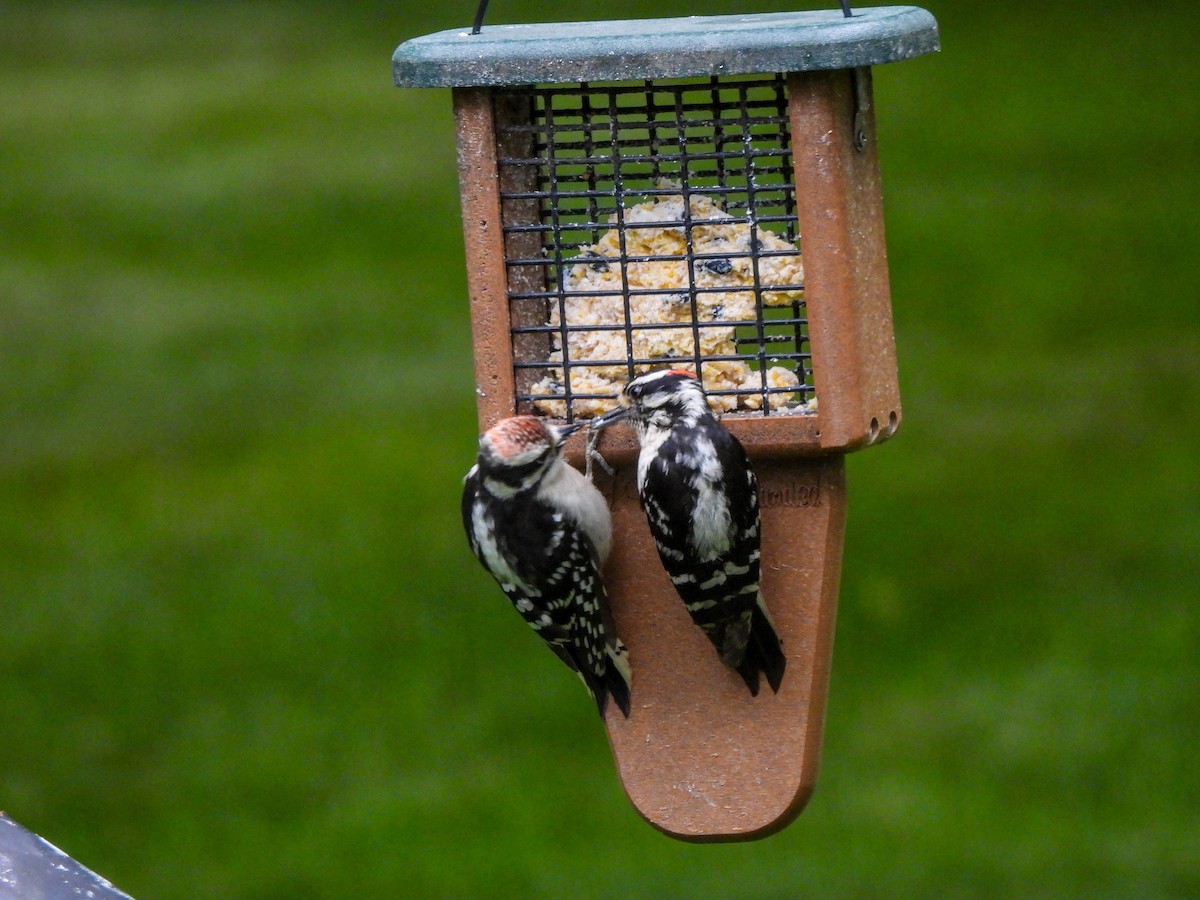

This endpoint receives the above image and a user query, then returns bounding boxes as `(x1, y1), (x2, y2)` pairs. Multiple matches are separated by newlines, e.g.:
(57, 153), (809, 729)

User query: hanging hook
(471, 0), (489, 35)
(837, 1), (867, 150)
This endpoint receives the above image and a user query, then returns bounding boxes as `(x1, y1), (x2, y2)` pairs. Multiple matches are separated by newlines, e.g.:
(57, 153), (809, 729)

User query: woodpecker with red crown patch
(462, 416), (631, 717)
(593, 369), (785, 696)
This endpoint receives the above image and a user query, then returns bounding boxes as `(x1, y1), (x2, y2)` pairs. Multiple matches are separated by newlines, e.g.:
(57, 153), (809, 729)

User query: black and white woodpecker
(462, 416), (631, 717)
(592, 369), (786, 696)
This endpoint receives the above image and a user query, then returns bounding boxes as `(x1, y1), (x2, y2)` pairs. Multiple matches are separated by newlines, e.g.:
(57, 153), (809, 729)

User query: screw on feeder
(852, 66), (871, 151)
(393, 6), (939, 841)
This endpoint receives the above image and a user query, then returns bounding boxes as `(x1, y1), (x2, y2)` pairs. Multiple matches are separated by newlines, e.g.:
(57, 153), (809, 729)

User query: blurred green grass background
(2, 1), (1197, 896)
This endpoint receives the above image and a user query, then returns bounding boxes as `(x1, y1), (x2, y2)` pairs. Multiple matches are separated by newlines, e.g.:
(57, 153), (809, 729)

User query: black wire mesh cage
(496, 76), (813, 422)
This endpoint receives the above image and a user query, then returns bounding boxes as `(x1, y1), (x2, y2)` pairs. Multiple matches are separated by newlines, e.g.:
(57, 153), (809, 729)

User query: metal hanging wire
(472, 0), (489, 35)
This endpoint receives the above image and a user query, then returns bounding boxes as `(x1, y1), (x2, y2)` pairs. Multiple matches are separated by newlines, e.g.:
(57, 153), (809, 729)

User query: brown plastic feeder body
(453, 73), (875, 840)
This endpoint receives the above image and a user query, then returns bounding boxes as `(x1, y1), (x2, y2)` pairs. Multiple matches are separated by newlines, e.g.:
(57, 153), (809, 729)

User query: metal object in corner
(0, 813), (136, 900)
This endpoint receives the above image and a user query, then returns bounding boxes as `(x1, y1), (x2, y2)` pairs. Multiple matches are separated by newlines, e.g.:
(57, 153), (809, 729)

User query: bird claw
(585, 421), (616, 480)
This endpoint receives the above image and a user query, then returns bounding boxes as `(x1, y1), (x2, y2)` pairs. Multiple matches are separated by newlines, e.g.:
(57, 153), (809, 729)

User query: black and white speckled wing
(639, 426), (760, 620)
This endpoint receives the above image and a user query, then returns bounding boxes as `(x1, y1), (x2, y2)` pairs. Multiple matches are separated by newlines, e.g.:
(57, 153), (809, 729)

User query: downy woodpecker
(594, 370), (785, 695)
(462, 416), (631, 716)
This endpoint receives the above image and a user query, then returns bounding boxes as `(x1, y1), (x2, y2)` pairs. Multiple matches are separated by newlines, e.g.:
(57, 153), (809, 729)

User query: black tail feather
(734, 658), (762, 696)
(605, 664), (632, 718)
(733, 604), (787, 696)
(591, 663), (632, 718)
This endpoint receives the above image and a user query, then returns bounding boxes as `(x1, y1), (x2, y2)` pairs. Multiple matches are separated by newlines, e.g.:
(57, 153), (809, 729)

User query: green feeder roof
(393, 6), (938, 88)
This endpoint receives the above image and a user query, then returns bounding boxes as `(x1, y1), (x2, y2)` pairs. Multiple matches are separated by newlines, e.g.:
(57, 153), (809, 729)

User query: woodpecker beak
(590, 405), (629, 431)
(553, 420), (586, 441)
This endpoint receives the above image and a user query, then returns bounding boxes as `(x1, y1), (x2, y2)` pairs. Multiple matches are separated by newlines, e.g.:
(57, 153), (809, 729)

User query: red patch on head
(664, 368), (698, 379)
(484, 416), (551, 460)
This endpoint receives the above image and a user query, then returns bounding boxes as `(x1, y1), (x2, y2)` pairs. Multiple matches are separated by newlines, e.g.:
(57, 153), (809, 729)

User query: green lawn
(2, 2), (1197, 897)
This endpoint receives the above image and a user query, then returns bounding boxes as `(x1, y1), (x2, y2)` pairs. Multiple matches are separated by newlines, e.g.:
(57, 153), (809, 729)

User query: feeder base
(599, 454), (846, 841)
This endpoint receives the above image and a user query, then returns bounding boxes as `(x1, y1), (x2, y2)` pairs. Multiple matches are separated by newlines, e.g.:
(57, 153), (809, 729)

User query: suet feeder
(394, 6), (938, 841)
